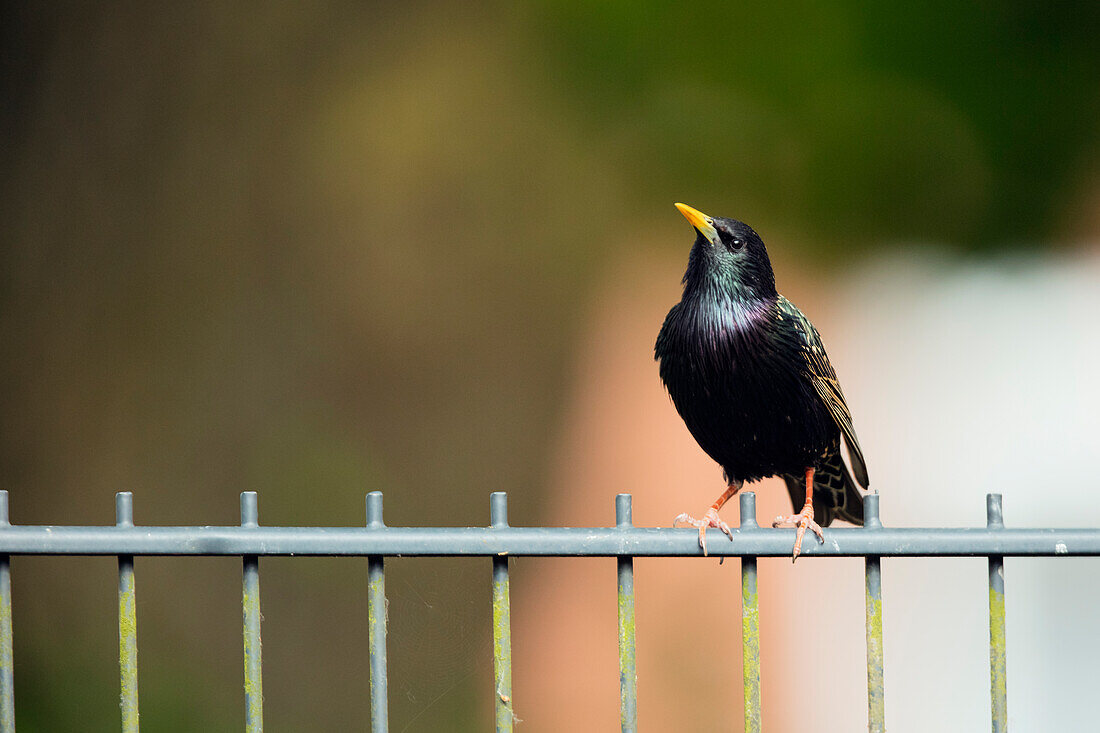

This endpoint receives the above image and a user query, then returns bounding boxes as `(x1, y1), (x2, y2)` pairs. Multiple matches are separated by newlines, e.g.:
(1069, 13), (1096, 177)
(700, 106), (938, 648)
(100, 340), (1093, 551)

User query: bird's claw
(771, 505), (824, 562)
(673, 508), (734, 556)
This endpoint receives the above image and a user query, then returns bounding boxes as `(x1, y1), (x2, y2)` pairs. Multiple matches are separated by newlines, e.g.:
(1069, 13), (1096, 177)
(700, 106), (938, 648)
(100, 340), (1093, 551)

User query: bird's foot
(771, 503), (824, 562)
(673, 508), (733, 556)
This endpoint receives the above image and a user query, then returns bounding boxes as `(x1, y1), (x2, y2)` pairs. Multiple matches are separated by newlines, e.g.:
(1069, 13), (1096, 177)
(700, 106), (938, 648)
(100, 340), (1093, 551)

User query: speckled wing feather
(777, 296), (870, 489)
(782, 449), (864, 526)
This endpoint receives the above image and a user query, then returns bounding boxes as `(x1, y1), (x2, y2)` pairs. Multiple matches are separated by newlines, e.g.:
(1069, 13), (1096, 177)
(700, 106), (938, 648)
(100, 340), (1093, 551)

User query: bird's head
(674, 203), (777, 302)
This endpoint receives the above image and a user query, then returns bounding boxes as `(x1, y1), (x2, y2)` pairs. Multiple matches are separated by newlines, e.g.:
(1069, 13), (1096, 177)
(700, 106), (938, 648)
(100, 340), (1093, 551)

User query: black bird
(655, 203), (870, 559)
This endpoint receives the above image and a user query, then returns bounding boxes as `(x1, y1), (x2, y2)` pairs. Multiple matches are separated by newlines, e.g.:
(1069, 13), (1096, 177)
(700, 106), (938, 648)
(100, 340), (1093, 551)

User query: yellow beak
(674, 202), (719, 245)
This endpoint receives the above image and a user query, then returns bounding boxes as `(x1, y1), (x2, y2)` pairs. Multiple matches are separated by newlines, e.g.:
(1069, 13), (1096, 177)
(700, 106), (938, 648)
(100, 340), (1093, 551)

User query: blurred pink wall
(513, 237), (1100, 731)
(513, 243), (866, 731)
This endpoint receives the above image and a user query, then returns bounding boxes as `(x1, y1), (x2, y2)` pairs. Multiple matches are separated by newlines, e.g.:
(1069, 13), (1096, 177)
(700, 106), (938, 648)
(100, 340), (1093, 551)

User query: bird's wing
(777, 296), (870, 488)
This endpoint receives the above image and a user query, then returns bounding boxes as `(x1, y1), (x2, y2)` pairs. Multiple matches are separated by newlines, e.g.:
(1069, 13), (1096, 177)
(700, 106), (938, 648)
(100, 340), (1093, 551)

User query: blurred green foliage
(537, 0), (1100, 250)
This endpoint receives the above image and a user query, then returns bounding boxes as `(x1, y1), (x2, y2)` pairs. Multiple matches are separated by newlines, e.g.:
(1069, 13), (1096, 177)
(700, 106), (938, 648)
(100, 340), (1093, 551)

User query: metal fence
(1, 488), (1098, 733)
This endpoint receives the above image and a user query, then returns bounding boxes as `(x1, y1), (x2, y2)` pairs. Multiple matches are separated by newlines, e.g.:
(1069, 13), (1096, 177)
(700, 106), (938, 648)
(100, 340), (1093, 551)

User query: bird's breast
(656, 300), (834, 480)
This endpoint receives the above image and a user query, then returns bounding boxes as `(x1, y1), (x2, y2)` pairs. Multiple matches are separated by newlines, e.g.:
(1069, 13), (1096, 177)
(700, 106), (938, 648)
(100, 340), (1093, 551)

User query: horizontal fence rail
(1, 489), (1097, 733)
(0, 524), (1094, 557)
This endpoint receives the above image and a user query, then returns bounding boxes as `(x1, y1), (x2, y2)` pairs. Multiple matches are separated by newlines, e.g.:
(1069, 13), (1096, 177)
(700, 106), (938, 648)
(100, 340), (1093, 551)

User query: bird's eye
(718, 230), (744, 250)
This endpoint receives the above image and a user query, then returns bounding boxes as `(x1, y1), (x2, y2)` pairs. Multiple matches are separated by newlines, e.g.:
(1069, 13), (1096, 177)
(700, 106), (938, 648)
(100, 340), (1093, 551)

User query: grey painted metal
(0, 492), (13, 733)
(366, 492), (388, 733)
(739, 493), (760, 733)
(3, 518), (1097, 558)
(241, 493), (263, 733)
(0, 489), (1094, 730)
(615, 494), (637, 733)
(863, 495), (885, 733)
(116, 493), (139, 733)
(490, 493), (514, 733)
(987, 494), (1008, 733)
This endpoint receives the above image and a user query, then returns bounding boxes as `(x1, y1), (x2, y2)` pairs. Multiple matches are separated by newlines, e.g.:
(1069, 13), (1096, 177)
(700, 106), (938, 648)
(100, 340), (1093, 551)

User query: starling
(655, 203), (870, 559)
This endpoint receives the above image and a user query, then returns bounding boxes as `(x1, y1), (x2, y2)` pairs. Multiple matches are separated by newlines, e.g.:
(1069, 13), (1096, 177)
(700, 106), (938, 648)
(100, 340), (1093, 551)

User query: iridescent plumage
(656, 204), (869, 555)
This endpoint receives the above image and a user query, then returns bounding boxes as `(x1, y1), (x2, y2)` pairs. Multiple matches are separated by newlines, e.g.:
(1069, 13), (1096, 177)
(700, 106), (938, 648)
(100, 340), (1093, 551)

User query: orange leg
(673, 481), (742, 556)
(771, 467), (825, 561)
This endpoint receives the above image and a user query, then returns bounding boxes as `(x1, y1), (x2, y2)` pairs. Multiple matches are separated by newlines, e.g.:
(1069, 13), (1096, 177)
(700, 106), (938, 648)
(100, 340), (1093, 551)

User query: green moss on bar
(492, 557), (513, 732)
(741, 557), (760, 733)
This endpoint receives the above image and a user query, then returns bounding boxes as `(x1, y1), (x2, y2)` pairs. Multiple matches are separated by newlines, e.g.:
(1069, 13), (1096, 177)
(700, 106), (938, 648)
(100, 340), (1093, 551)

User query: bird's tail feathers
(783, 450), (865, 527)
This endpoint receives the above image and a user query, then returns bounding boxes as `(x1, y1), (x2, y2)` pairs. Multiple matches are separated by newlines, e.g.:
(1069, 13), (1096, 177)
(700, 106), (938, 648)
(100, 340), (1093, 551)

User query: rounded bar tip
(739, 491), (758, 529)
(240, 492), (259, 528)
(490, 492), (509, 528)
(115, 492), (134, 527)
(366, 491), (385, 528)
(986, 493), (1004, 528)
(615, 494), (633, 528)
(862, 494), (881, 528)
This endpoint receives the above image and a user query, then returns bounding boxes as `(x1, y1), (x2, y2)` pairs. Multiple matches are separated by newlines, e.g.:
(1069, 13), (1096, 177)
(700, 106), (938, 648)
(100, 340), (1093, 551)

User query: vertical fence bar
(987, 494), (1007, 733)
(366, 492), (388, 733)
(490, 493), (514, 732)
(116, 492), (139, 733)
(0, 491), (13, 733)
(615, 494), (637, 733)
(241, 493), (263, 733)
(863, 494), (885, 733)
(739, 492), (761, 733)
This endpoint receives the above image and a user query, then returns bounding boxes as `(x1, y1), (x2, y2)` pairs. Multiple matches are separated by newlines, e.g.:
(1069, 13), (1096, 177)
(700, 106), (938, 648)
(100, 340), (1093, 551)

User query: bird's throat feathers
(664, 221), (782, 352)
(682, 284), (773, 341)
(680, 247), (776, 338)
